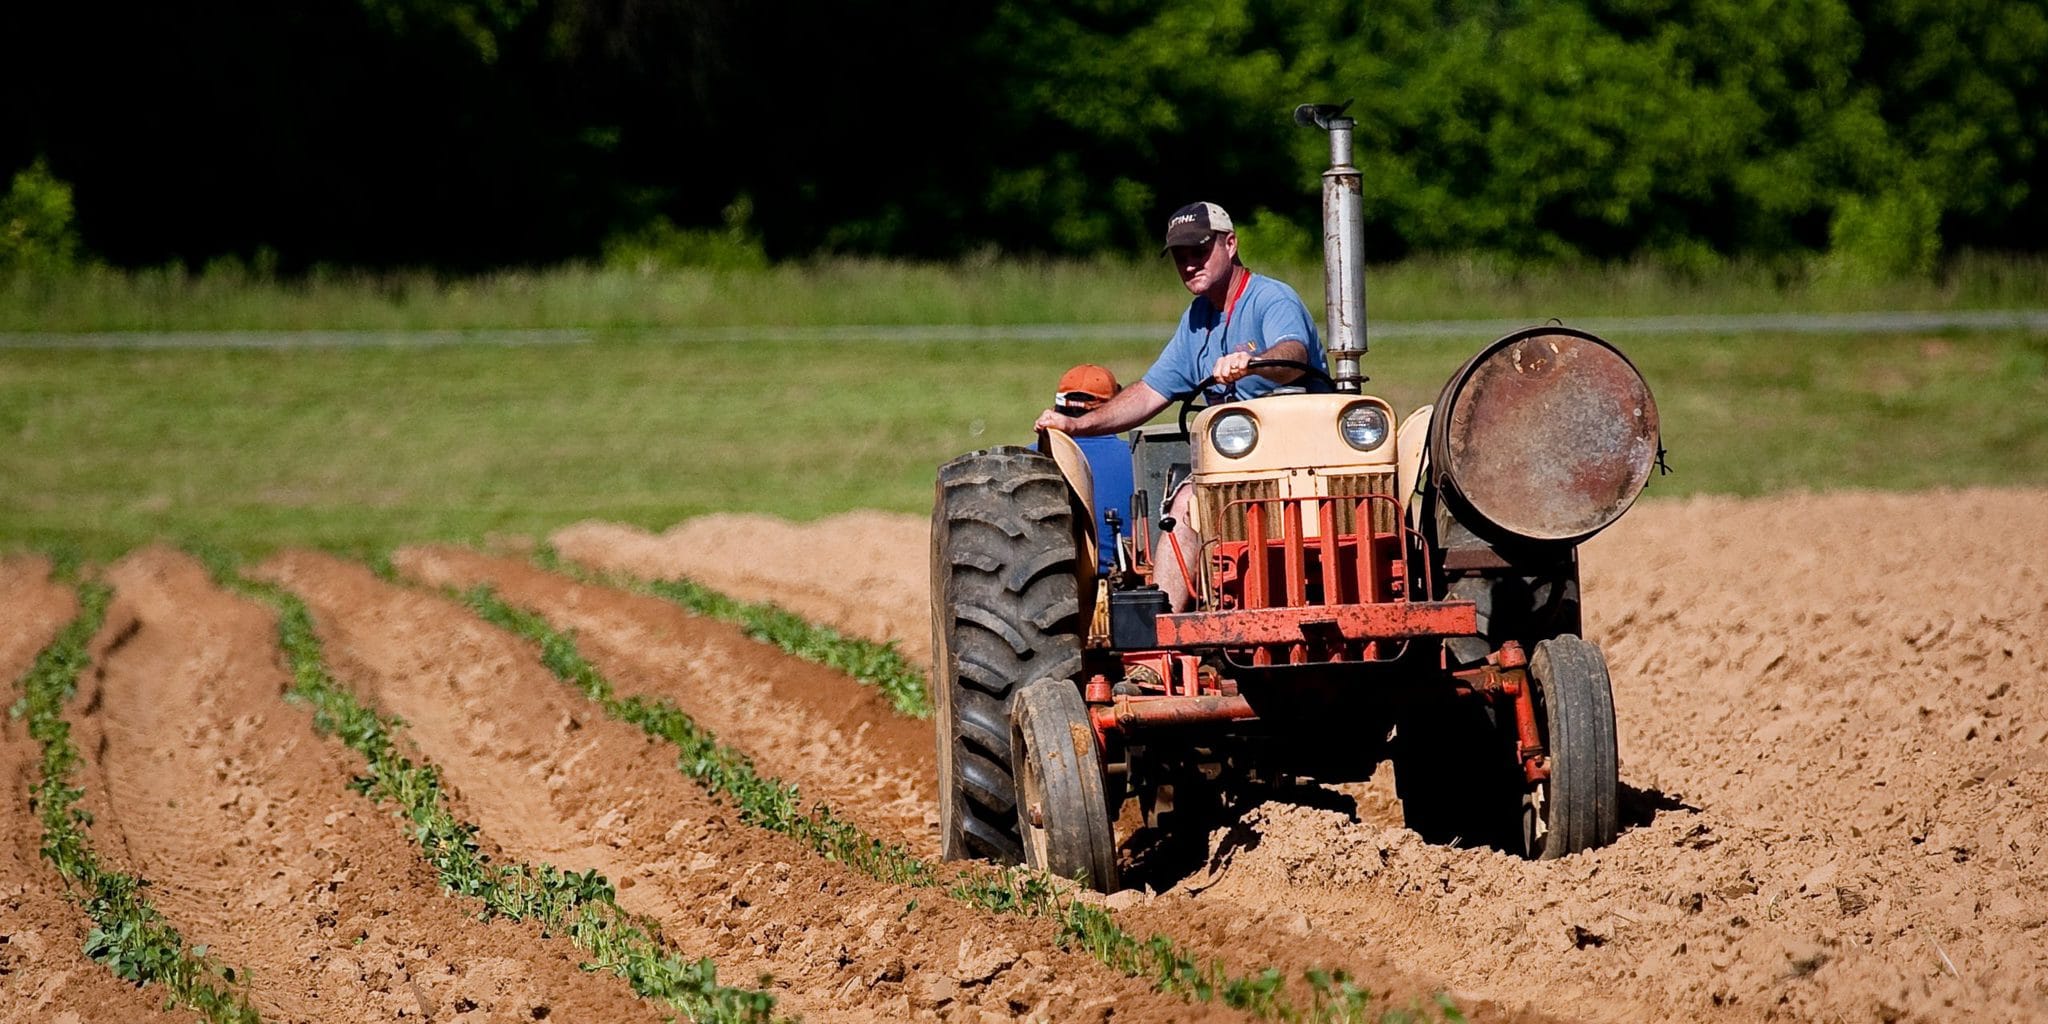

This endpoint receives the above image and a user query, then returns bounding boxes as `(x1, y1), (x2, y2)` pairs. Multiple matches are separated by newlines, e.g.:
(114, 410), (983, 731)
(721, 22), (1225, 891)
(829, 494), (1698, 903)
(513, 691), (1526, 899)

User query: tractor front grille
(1201, 471), (1398, 543)
(1328, 471), (1400, 536)
(1202, 479), (1282, 542)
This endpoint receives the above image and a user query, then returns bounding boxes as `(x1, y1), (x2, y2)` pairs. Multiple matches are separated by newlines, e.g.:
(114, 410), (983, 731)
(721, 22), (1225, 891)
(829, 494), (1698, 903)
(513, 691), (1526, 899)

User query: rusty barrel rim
(1428, 326), (1660, 544)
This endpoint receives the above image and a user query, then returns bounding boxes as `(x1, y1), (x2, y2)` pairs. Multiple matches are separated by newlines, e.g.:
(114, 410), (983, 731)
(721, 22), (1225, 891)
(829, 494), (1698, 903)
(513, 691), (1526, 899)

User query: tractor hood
(1189, 393), (1398, 478)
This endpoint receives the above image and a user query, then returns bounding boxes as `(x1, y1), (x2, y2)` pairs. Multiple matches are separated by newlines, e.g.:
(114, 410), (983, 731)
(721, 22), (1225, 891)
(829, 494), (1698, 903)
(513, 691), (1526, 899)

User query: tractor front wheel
(1010, 677), (1119, 891)
(1525, 635), (1620, 858)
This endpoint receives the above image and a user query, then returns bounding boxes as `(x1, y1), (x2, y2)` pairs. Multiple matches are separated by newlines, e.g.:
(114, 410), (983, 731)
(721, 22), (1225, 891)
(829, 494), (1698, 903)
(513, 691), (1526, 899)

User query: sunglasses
(1055, 390), (1108, 409)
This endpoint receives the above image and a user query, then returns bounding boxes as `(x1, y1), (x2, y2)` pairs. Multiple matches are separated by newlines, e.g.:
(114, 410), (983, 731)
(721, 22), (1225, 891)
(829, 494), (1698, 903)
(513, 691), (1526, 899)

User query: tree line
(3, 0), (2041, 275)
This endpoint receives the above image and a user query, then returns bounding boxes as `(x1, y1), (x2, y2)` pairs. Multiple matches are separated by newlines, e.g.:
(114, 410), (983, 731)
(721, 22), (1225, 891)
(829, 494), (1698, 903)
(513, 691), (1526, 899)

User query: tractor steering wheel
(1174, 358), (1337, 434)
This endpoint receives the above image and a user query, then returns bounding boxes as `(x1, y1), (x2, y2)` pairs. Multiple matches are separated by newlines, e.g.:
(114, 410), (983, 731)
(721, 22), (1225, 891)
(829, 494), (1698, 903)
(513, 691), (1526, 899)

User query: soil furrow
(255, 549), (1243, 1024)
(396, 545), (936, 855)
(552, 490), (2048, 1023)
(404, 548), (1544, 1021)
(64, 548), (666, 1024)
(553, 512), (935, 668)
(1, 556), (195, 1024)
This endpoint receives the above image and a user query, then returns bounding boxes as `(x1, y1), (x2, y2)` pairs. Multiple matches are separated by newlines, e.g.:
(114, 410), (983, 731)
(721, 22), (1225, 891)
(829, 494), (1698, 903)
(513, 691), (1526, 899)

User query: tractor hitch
(1450, 640), (1551, 785)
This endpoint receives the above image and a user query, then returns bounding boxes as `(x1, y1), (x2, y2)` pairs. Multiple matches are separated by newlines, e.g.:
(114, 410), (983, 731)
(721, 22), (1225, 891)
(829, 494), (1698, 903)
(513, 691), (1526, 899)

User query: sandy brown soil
(552, 488), (2048, 1023)
(555, 511), (936, 667)
(394, 546), (1529, 1020)
(1, 557), (198, 1024)
(257, 550), (1247, 1024)
(396, 545), (939, 855)
(65, 548), (666, 1024)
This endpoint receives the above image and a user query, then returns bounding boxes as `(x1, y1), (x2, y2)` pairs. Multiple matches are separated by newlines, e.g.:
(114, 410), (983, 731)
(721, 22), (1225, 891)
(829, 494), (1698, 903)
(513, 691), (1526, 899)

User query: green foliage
(1859, 0), (2048, 242)
(17, 579), (262, 1024)
(0, 159), (82, 275)
(354, 0), (540, 63)
(963, 0), (2046, 268)
(604, 198), (769, 273)
(456, 577), (1454, 1022)
(9, 0), (2046, 267)
(1827, 183), (1943, 280)
(208, 563), (783, 1024)
(1234, 208), (1322, 271)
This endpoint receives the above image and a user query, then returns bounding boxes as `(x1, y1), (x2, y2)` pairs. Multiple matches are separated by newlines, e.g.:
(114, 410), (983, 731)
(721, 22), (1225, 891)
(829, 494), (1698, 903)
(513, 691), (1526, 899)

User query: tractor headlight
(1339, 403), (1389, 450)
(1210, 411), (1258, 458)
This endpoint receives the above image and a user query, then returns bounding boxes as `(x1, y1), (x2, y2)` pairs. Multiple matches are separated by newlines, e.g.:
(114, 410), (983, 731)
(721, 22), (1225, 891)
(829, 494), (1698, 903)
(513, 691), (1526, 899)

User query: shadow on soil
(1620, 781), (1700, 829)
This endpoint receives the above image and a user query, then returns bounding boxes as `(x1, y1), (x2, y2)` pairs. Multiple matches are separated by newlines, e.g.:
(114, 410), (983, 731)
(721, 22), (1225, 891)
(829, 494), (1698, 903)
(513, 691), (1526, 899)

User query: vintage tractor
(931, 103), (1661, 890)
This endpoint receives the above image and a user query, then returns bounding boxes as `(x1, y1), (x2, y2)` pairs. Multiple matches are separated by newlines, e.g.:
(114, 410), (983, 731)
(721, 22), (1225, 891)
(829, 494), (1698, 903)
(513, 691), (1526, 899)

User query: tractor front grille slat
(1201, 471), (1397, 542)
(1327, 471), (1399, 536)
(1204, 479), (1281, 542)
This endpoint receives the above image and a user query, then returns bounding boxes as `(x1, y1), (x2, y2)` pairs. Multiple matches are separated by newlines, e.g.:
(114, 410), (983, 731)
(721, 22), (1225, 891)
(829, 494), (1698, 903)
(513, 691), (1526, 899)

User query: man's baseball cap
(1055, 363), (1120, 411)
(1161, 201), (1234, 253)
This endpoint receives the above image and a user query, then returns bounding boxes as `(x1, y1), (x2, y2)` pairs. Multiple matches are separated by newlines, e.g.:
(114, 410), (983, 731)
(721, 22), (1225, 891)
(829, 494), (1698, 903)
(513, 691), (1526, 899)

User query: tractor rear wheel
(1010, 677), (1119, 891)
(1525, 635), (1620, 858)
(931, 447), (1085, 865)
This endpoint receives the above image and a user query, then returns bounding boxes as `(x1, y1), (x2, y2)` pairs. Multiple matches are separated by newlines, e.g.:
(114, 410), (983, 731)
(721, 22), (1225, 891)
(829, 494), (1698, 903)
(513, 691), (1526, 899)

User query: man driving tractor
(1034, 201), (1329, 608)
(938, 107), (1650, 891)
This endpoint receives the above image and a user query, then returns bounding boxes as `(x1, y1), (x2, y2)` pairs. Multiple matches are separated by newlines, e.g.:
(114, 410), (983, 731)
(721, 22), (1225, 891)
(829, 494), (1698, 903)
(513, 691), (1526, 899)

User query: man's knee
(1158, 484), (1198, 610)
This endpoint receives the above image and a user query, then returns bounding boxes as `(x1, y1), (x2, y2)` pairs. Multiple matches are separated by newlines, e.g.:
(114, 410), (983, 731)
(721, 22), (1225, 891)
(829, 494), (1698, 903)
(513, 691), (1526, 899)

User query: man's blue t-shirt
(1140, 272), (1326, 405)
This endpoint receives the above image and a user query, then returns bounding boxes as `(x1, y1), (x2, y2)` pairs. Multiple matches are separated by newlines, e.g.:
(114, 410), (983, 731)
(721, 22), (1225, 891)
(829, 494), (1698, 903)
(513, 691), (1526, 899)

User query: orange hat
(1055, 364), (1120, 411)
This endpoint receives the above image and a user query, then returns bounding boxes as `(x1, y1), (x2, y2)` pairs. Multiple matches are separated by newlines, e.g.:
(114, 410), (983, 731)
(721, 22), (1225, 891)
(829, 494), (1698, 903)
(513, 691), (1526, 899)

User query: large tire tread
(932, 447), (1084, 865)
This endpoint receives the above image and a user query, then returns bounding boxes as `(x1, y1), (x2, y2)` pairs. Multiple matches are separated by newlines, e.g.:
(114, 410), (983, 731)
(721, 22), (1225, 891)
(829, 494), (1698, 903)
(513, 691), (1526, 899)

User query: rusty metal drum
(1428, 327), (1660, 544)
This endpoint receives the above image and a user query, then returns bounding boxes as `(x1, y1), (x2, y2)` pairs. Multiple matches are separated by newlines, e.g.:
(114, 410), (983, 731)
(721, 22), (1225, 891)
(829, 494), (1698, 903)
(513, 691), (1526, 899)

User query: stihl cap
(1162, 201), (1234, 253)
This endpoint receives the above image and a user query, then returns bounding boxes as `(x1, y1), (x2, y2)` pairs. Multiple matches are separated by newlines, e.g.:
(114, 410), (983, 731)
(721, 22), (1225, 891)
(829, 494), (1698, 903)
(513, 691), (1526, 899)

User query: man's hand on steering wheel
(1213, 343), (1322, 388)
(1211, 347), (1259, 386)
(1174, 357), (1338, 432)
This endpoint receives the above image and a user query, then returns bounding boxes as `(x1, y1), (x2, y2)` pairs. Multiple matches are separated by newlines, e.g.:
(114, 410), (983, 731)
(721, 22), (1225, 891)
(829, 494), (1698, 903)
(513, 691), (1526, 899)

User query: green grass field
(4, 325), (2043, 559)
(6, 252), (2048, 332)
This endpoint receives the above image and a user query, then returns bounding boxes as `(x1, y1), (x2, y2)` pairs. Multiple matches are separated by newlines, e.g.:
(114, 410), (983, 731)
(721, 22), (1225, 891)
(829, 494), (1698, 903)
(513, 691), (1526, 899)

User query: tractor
(931, 103), (1662, 891)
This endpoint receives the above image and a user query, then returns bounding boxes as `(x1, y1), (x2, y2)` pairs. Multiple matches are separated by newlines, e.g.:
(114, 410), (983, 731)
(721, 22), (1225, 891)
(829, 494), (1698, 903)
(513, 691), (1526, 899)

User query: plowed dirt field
(554, 489), (2048, 1023)
(2, 557), (198, 1024)
(7, 489), (2043, 1022)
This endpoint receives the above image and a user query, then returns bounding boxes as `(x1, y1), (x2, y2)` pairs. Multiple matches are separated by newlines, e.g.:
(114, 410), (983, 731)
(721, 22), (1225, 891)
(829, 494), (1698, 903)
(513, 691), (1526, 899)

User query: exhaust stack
(1295, 102), (1367, 393)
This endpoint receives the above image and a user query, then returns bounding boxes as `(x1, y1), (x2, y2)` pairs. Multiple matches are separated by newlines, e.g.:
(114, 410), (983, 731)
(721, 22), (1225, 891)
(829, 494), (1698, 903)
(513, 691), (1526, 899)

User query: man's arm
(1211, 338), (1309, 386)
(1034, 380), (1171, 437)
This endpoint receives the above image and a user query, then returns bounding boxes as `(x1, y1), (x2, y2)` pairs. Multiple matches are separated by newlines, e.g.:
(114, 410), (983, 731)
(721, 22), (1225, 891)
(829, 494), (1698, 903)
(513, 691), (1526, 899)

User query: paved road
(2, 309), (2044, 349)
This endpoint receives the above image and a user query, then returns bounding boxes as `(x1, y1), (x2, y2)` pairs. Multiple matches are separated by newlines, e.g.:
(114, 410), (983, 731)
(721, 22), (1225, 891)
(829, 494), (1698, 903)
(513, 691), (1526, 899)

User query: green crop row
(459, 582), (936, 886)
(12, 576), (262, 1023)
(535, 544), (931, 718)
(457, 580), (1456, 1023)
(540, 544), (933, 720)
(210, 563), (785, 1024)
